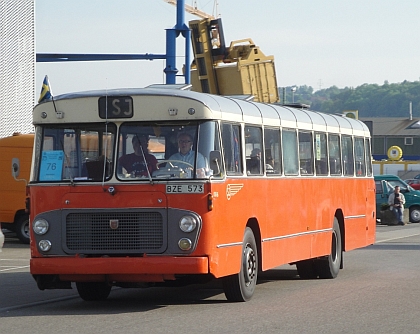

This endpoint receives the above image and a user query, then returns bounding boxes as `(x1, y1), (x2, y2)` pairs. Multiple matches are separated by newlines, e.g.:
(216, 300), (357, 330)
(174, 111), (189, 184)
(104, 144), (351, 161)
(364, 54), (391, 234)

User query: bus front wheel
(76, 282), (112, 301)
(222, 227), (258, 302)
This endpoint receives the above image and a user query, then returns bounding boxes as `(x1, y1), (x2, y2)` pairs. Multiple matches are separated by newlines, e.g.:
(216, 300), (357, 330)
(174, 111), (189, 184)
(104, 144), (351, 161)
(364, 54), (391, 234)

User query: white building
(0, 1), (35, 138)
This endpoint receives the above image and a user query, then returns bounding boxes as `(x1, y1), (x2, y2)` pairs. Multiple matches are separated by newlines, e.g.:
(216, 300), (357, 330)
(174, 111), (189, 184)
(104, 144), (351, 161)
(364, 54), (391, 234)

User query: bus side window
(354, 137), (366, 176)
(221, 123), (242, 175)
(314, 132), (328, 175)
(245, 125), (263, 175)
(282, 129), (299, 175)
(264, 127), (281, 175)
(342, 135), (354, 176)
(328, 134), (341, 175)
(365, 138), (373, 176)
(298, 131), (314, 175)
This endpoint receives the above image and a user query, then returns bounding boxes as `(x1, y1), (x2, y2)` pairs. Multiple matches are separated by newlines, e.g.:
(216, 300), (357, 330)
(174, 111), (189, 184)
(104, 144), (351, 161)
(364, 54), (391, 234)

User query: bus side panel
(344, 179), (376, 251)
(260, 178), (337, 271)
(206, 177), (376, 276)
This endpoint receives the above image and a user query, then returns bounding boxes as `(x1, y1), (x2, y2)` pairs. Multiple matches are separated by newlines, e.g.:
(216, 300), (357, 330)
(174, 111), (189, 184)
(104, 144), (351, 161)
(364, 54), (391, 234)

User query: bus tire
(316, 218), (342, 279)
(296, 259), (318, 279)
(222, 227), (258, 302)
(409, 206), (420, 223)
(76, 282), (112, 301)
(15, 214), (30, 244)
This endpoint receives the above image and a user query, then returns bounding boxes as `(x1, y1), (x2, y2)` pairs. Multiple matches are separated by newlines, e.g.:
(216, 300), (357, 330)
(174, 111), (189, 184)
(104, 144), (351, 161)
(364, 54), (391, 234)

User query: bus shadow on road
(257, 267), (299, 283)
(0, 268), (303, 316)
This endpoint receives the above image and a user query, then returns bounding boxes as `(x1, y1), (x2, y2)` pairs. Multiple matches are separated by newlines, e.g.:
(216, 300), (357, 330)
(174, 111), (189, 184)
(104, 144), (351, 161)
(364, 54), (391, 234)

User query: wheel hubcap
(411, 210), (420, 222)
(243, 243), (256, 286)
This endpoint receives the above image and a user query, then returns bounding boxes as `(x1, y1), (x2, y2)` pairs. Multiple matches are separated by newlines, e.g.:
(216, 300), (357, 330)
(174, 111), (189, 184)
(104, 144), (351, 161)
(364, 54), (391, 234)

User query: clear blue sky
(36, 0), (420, 96)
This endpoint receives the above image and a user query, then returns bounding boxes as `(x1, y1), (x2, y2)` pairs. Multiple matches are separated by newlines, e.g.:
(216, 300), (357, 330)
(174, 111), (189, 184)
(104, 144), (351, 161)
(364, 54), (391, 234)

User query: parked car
(414, 174), (420, 179)
(404, 179), (420, 190)
(0, 223), (4, 252)
(375, 174), (420, 223)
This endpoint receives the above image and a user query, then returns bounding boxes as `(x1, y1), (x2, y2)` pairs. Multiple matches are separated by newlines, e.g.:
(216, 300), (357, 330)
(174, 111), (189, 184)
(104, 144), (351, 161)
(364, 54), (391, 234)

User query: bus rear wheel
(76, 282), (112, 301)
(316, 218), (342, 279)
(222, 227), (258, 302)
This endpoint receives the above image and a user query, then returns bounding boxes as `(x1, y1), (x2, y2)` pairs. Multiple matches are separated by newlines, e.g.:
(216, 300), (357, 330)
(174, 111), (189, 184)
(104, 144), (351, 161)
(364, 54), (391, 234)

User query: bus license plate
(166, 184), (204, 194)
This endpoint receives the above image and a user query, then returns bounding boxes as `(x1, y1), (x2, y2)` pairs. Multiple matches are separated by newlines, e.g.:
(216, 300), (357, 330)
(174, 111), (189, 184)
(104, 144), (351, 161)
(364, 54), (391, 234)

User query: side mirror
(12, 158), (20, 178)
(209, 150), (222, 176)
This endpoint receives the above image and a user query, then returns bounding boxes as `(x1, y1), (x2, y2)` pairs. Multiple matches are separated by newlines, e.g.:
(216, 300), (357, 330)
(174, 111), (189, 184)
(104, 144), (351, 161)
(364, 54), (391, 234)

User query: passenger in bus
(265, 154), (275, 173)
(169, 133), (206, 177)
(247, 148), (262, 174)
(118, 135), (158, 177)
(388, 185), (406, 225)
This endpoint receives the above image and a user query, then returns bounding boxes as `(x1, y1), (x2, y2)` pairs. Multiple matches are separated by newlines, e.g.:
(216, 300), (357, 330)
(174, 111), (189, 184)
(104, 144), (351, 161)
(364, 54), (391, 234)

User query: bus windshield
(33, 120), (221, 183)
(33, 123), (116, 182)
(117, 121), (220, 180)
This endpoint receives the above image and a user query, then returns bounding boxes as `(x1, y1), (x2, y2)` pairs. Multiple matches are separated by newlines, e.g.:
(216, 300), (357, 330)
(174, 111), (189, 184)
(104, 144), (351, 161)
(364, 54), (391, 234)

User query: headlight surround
(33, 218), (49, 235)
(179, 215), (197, 233)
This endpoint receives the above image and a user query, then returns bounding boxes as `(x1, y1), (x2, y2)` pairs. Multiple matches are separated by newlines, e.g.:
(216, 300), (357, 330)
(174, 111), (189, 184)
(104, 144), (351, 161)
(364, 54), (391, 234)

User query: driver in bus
(118, 134), (158, 177)
(169, 133), (206, 177)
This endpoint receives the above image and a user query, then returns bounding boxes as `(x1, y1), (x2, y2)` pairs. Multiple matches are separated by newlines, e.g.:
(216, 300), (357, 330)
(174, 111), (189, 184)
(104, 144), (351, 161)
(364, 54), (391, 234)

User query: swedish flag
(38, 75), (53, 103)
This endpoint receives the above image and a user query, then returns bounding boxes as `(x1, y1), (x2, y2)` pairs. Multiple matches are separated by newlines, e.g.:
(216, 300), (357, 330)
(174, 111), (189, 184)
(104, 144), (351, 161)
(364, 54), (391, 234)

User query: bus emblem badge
(109, 219), (119, 229)
(226, 184), (244, 200)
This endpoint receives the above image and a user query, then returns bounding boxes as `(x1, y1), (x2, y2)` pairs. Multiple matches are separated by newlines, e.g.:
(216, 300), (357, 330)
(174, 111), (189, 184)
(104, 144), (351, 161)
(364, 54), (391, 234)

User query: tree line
(280, 80), (420, 118)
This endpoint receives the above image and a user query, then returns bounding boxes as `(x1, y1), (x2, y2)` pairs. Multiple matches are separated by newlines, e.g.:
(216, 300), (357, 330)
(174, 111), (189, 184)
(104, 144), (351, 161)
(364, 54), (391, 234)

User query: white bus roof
(34, 87), (370, 137)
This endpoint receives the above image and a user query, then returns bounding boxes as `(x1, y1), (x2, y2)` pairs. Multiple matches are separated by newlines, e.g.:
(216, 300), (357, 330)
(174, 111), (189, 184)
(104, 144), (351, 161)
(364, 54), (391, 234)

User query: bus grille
(65, 212), (164, 252)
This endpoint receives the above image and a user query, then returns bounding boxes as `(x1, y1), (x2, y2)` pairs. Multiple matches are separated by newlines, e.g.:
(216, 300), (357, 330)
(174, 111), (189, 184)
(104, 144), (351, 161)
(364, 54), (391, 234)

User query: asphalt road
(1, 224), (419, 334)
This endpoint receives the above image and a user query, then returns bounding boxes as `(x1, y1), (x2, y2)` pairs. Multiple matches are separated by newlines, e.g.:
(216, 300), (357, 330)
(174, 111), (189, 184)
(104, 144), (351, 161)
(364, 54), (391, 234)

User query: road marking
(0, 295), (79, 313)
(375, 229), (420, 244)
(0, 265), (29, 272)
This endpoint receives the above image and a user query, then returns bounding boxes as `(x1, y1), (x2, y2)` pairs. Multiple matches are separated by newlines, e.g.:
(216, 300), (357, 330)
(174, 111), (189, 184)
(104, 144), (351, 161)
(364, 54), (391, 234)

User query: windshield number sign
(166, 184), (204, 194)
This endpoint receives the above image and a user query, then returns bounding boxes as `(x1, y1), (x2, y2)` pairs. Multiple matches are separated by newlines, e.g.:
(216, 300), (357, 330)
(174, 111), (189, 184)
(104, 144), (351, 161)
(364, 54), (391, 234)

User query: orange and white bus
(29, 86), (375, 302)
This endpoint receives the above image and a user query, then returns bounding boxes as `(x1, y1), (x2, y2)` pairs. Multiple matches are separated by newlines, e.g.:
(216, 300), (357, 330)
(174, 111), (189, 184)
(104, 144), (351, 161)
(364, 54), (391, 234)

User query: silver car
(0, 223), (4, 252)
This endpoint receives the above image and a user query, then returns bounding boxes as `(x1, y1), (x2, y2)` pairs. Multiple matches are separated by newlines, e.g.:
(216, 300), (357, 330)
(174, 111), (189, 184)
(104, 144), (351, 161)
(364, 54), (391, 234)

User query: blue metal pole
(164, 28), (178, 84)
(184, 28), (191, 84)
(163, 0), (191, 84)
(176, 0), (186, 30)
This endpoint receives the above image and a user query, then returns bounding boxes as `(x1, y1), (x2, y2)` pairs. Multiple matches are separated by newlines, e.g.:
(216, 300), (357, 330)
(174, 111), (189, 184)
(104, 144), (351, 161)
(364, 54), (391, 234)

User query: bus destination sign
(98, 96), (133, 119)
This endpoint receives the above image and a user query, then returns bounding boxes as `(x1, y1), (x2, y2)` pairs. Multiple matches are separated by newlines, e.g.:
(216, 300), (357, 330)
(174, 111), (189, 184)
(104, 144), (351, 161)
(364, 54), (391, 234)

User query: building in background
(361, 117), (420, 161)
(0, 1), (35, 138)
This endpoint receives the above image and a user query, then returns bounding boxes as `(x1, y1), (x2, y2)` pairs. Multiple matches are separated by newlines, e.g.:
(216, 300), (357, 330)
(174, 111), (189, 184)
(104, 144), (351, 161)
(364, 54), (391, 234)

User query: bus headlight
(39, 240), (52, 252)
(178, 238), (192, 251)
(33, 218), (49, 235)
(179, 215), (197, 233)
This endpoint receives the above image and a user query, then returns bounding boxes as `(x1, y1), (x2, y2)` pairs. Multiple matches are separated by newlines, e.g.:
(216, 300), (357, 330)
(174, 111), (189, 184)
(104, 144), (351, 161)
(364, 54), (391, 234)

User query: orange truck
(0, 133), (33, 244)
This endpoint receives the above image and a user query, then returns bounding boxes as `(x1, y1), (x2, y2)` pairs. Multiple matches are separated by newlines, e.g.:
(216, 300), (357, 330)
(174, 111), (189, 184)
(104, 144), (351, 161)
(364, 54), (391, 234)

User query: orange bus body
(30, 178), (375, 280)
(29, 88), (375, 301)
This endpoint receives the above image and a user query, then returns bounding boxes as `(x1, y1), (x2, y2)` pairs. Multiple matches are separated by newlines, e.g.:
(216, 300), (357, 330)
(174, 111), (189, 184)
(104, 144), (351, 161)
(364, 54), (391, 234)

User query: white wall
(0, 0), (35, 138)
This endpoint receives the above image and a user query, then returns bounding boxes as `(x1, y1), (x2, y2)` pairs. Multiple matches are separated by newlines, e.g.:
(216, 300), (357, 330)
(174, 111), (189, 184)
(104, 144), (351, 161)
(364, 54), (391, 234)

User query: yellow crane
(164, 0), (279, 103)
(163, 0), (216, 19)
